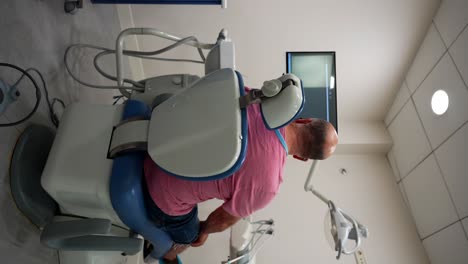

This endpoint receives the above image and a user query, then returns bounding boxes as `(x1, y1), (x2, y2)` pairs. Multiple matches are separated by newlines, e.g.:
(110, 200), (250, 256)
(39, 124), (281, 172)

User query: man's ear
(294, 118), (312, 124)
(293, 155), (308, 161)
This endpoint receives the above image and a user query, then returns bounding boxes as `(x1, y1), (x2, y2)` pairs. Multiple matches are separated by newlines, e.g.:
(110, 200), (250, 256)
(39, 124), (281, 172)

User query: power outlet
(354, 249), (367, 264)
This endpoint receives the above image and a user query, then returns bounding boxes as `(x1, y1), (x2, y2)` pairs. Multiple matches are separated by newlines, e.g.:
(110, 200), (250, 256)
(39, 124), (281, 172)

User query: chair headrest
(261, 74), (305, 130)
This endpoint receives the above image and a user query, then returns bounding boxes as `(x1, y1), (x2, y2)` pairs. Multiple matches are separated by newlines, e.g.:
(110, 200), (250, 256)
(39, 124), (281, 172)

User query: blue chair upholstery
(110, 100), (173, 259)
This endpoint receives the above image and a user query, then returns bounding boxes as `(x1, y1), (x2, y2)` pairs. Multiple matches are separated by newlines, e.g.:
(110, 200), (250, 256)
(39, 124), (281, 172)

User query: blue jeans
(143, 182), (200, 244)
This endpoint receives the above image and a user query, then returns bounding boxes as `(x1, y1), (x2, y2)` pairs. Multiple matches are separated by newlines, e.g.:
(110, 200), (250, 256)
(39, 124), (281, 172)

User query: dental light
(304, 160), (368, 261)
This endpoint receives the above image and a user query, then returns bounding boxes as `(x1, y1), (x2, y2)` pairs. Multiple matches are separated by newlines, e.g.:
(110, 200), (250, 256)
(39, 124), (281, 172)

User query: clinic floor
(0, 1), (123, 262)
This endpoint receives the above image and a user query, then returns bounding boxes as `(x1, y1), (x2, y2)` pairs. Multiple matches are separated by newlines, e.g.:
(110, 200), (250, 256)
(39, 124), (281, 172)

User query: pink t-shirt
(144, 103), (287, 218)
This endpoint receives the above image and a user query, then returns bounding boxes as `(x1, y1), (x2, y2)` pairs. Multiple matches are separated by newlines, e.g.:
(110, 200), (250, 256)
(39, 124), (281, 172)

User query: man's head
(285, 118), (338, 160)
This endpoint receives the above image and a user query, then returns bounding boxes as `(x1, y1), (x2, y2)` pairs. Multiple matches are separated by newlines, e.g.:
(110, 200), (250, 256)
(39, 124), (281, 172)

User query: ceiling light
(431, 90), (449, 115)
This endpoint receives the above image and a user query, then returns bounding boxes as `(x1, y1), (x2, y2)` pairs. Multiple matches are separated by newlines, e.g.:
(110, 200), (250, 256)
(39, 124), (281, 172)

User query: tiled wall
(385, 1), (468, 263)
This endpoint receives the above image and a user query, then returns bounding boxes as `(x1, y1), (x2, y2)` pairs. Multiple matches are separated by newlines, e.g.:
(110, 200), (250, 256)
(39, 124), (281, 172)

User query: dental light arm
(304, 159), (329, 204)
(304, 160), (368, 261)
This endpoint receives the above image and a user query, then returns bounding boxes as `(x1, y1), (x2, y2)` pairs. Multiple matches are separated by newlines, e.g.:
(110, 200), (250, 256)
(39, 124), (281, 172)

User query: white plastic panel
(148, 69), (242, 178)
(54, 216), (144, 264)
(205, 40), (235, 75)
(41, 104), (126, 227)
(131, 74), (200, 106)
(230, 218), (253, 252)
(110, 120), (149, 153)
(230, 217), (256, 264)
(59, 251), (143, 264)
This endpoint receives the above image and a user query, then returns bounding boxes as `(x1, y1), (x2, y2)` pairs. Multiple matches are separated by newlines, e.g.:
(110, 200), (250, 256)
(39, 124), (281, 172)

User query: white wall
(335, 121), (391, 154)
(385, 1), (468, 263)
(180, 155), (429, 264)
(253, 155), (428, 264)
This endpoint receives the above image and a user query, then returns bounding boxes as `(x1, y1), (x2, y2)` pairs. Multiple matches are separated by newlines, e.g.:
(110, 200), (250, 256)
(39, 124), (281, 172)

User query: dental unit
(7, 27), (367, 264)
(305, 161), (369, 260)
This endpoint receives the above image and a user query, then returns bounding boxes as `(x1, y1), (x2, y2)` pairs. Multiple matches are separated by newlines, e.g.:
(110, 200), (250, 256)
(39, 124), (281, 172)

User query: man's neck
(285, 124), (299, 156)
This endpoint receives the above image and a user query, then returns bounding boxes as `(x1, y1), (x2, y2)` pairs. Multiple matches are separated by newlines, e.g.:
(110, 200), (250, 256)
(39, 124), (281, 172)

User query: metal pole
(304, 160), (319, 192)
(304, 160), (330, 205)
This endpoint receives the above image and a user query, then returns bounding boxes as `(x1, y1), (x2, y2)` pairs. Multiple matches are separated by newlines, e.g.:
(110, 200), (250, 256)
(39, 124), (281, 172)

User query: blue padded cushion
(110, 100), (173, 258)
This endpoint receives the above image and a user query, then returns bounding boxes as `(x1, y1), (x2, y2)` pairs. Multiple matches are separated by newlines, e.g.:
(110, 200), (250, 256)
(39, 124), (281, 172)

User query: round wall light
(431, 90), (449, 115)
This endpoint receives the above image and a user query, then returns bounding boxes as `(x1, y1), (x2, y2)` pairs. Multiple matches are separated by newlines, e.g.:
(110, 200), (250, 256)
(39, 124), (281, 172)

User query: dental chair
(9, 28), (304, 264)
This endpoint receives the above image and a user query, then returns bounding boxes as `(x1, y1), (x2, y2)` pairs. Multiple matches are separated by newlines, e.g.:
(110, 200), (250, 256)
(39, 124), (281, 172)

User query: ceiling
(129, 0), (441, 122)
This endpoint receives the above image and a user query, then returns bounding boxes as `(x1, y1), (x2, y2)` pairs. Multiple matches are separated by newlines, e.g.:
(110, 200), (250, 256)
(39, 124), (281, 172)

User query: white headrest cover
(261, 74), (304, 130)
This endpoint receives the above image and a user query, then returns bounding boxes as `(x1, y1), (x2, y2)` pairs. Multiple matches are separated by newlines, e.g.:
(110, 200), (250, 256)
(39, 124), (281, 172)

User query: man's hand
(191, 207), (241, 248)
(191, 231), (209, 247)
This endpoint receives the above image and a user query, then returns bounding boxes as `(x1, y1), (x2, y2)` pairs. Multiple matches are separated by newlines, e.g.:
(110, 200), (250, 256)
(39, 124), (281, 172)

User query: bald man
(143, 101), (338, 263)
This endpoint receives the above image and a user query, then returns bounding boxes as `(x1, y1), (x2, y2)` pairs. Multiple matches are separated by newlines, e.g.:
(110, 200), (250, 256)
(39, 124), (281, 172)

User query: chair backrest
(147, 69), (248, 181)
(110, 100), (173, 259)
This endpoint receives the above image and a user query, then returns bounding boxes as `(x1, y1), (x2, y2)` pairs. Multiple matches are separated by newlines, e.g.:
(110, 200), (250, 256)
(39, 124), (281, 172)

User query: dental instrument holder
(115, 28), (234, 98)
(224, 218), (275, 264)
(304, 160), (368, 260)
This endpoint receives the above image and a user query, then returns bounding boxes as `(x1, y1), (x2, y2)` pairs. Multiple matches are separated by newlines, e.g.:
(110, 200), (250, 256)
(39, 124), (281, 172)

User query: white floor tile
(450, 26), (468, 87)
(406, 24), (447, 93)
(412, 53), (468, 149)
(434, 0), (468, 47)
(435, 122), (468, 218)
(403, 155), (459, 238)
(385, 81), (411, 126)
(423, 222), (468, 264)
(388, 100), (432, 178)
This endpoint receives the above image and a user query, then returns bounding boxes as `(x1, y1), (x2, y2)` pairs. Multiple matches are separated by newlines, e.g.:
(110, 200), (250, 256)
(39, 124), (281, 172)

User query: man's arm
(201, 206), (241, 233)
(191, 206), (241, 247)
